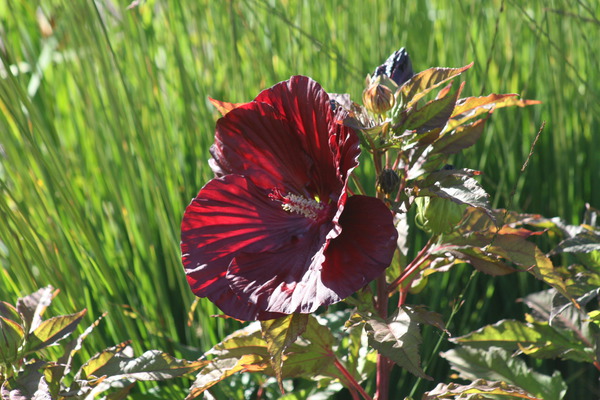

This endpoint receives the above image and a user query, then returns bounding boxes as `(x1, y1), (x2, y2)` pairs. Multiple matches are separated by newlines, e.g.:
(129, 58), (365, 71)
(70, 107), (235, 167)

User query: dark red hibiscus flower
(181, 76), (398, 321)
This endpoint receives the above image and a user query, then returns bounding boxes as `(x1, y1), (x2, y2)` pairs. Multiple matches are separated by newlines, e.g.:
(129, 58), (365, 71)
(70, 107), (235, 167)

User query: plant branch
(333, 357), (373, 400)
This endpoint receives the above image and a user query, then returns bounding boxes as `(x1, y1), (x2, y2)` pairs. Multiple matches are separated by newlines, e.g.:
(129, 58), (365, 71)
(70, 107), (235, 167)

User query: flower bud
(377, 168), (400, 195)
(363, 79), (395, 114)
(414, 196), (466, 235)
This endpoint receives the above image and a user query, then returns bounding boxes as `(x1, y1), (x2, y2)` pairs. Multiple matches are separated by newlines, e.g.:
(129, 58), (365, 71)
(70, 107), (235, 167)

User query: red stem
(388, 238), (434, 292)
(333, 357), (374, 400)
(375, 272), (391, 400)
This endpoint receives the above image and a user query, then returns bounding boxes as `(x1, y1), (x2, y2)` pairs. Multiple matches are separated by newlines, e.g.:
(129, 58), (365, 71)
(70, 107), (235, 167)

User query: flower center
(269, 189), (325, 220)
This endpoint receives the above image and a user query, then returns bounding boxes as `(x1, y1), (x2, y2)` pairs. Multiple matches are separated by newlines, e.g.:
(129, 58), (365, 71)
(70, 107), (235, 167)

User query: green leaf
(452, 319), (593, 362)
(400, 63), (473, 107)
(0, 316), (25, 363)
(355, 307), (430, 379)
(24, 309), (87, 354)
(0, 301), (21, 322)
(187, 324), (270, 398)
(441, 346), (567, 400)
(301, 314), (335, 350)
(77, 341), (133, 382)
(424, 379), (544, 400)
(260, 313), (309, 392)
(89, 349), (207, 382)
(187, 354), (266, 399)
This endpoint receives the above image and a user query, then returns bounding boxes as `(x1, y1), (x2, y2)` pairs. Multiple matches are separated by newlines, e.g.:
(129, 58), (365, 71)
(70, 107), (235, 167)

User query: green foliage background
(0, 0), (598, 398)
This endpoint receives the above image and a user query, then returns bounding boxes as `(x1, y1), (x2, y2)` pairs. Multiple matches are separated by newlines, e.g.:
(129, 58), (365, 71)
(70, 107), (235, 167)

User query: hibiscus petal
(320, 195), (398, 298)
(253, 75), (359, 199)
(211, 101), (313, 193)
(226, 195), (398, 315)
(181, 174), (315, 318)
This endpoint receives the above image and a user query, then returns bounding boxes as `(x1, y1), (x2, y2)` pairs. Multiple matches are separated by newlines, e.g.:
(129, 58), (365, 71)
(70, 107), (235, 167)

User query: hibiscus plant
(180, 48), (600, 399)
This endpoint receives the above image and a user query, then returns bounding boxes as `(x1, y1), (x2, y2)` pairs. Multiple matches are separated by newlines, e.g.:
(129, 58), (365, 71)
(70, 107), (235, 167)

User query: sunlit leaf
(400, 63), (473, 107)
(397, 82), (463, 134)
(353, 307), (430, 379)
(261, 313), (309, 392)
(208, 97), (244, 116)
(24, 309), (87, 354)
(16, 286), (55, 333)
(301, 315), (335, 350)
(551, 230), (600, 254)
(187, 354), (266, 399)
(424, 379), (544, 400)
(417, 169), (490, 212)
(89, 349), (207, 382)
(441, 346), (567, 400)
(447, 93), (541, 130)
(0, 316), (25, 363)
(77, 341), (133, 382)
(432, 116), (488, 155)
(0, 301), (21, 322)
(452, 319), (593, 362)
(0, 362), (51, 400)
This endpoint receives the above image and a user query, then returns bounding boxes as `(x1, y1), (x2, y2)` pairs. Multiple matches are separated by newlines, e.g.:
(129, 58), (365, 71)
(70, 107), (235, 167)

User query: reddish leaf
(208, 97), (244, 116)
(400, 63), (473, 107)
(400, 82), (464, 134)
(433, 115), (488, 155)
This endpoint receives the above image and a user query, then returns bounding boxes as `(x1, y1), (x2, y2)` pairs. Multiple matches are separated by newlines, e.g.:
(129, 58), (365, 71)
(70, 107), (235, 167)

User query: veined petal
(181, 175), (316, 310)
(226, 195), (397, 315)
(211, 101), (313, 193)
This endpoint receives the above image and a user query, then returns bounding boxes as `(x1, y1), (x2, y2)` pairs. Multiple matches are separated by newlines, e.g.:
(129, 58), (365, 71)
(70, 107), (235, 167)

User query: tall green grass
(1, 0), (598, 397)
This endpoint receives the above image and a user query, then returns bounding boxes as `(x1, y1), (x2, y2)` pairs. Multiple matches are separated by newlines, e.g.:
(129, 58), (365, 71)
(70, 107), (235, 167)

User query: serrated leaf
(77, 341), (133, 382)
(405, 305), (448, 335)
(441, 347), (567, 400)
(447, 93), (541, 130)
(187, 324), (270, 399)
(90, 349), (207, 382)
(24, 309), (87, 354)
(0, 316), (25, 363)
(448, 247), (516, 276)
(186, 354), (266, 399)
(452, 319), (593, 362)
(260, 313), (309, 392)
(551, 231), (600, 254)
(357, 307), (430, 379)
(399, 82), (463, 134)
(432, 116), (488, 155)
(424, 379), (544, 400)
(16, 286), (55, 334)
(530, 248), (571, 302)
(400, 63), (473, 107)
(301, 315), (335, 350)
(418, 171), (490, 212)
